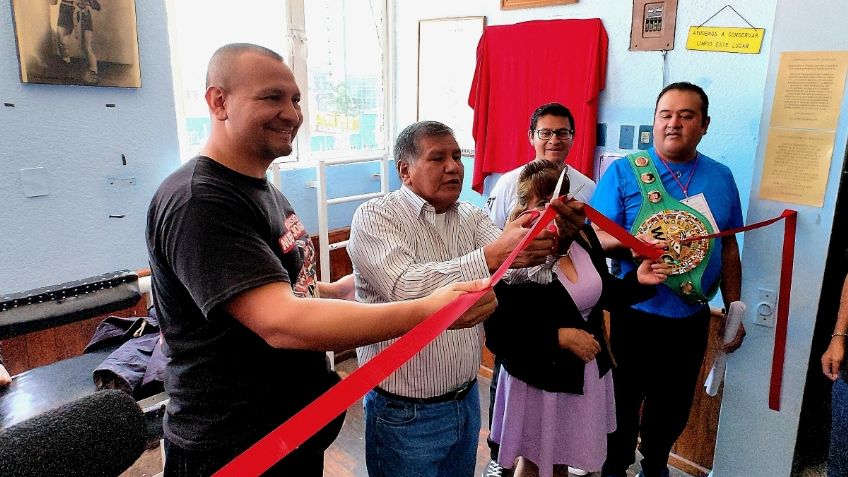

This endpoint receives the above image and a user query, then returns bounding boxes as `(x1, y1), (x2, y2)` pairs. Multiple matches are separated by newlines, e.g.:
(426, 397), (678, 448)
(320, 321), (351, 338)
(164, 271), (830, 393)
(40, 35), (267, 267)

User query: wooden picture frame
(501, 0), (577, 9)
(417, 16), (486, 157)
(11, 0), (142, 88)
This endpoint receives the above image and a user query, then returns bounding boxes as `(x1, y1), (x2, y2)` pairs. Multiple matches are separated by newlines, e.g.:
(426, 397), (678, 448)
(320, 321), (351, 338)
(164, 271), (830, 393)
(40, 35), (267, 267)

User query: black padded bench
(0, 270), (167, 442)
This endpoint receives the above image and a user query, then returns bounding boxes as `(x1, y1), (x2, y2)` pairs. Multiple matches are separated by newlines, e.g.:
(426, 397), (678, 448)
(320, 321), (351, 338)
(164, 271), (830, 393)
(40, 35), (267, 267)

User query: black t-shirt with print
(147, 157), (329, 451)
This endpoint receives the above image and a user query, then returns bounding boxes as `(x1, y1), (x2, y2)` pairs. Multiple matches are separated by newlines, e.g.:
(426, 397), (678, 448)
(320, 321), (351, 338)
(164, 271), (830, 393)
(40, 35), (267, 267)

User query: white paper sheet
(705, 301), (746, 396)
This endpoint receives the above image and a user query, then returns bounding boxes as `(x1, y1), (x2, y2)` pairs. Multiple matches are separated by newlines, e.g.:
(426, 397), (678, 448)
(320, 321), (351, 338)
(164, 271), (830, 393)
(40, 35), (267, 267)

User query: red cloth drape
(468, 19), (608, 193)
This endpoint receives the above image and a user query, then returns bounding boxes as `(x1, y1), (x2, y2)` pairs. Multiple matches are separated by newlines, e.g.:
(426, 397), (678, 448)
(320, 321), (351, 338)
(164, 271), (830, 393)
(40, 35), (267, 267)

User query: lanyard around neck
(658, 153), (699, 197)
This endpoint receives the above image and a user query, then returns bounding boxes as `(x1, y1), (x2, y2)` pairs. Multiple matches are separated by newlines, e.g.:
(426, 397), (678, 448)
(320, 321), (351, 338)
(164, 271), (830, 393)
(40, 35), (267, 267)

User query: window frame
(166, 0), (393, 169)
(287, 0), (393, 167)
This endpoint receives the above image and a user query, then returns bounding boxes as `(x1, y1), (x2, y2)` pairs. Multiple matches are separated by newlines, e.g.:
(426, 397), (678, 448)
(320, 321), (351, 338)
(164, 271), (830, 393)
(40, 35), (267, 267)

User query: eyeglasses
(533, 128), (575, 140)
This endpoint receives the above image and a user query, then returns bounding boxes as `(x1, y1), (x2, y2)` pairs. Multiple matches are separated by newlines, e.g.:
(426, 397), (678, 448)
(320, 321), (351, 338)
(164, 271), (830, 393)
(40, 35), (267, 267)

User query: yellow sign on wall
(686, 27), (764, 54)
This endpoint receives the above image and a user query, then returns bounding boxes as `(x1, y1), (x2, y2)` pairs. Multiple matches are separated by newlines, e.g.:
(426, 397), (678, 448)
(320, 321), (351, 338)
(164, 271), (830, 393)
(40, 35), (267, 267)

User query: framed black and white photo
(11, 0), (142, 87)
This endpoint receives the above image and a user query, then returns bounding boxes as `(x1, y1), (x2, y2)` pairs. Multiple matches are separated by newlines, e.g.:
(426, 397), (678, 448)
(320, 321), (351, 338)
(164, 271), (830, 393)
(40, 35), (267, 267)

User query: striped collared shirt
(348, 186), (548, 398)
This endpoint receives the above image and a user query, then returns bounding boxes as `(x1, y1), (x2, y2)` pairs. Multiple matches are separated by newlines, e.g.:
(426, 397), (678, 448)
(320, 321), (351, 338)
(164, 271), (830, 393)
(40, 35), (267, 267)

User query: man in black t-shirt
(146, 43), (498, 477)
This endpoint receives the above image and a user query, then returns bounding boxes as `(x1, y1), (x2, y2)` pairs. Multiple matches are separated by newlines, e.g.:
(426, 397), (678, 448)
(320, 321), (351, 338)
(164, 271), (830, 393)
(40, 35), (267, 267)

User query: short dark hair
(655, 82), (709, 121)
(529, 103), (576, 134)
(394, 120), (455, 166)
(206, 43), (284, 88)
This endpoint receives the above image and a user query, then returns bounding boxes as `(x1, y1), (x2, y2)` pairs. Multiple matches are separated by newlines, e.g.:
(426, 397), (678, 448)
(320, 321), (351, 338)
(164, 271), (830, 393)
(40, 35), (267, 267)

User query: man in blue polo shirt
(591, 82), (746, 477)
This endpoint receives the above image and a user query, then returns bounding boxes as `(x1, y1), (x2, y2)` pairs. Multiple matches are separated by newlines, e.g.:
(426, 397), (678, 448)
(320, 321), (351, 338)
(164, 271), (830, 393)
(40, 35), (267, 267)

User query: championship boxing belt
(627, 151), (718, 304)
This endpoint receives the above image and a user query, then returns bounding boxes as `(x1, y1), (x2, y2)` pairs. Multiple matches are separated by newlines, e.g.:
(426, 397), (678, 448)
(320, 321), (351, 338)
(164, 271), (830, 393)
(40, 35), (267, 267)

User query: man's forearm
(317, 274), (354, 300)
(834, 275), (848, 334)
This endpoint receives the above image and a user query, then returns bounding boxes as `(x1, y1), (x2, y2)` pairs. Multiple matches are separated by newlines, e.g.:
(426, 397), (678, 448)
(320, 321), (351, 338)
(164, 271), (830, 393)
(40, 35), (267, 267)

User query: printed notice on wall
(685, 27), (764, 54)
(770, 51), (848, 130)
(759, 128), (835, 207)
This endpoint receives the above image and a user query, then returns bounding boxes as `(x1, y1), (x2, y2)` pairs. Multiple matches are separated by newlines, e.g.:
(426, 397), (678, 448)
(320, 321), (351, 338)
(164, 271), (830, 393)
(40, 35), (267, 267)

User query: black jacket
(484, 225), (655, 394)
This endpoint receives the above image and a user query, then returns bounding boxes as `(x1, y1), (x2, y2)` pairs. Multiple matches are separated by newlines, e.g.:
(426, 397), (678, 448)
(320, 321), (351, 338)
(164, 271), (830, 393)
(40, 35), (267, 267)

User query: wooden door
(668, 310), (725, 477)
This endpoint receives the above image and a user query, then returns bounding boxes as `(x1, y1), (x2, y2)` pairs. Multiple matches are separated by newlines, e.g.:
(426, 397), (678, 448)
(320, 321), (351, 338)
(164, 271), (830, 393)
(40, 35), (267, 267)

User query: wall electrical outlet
(755, 288), (777, 327)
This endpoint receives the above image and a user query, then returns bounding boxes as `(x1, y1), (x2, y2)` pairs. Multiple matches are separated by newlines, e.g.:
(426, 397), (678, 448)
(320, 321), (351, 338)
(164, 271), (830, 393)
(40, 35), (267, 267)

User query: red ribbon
(213, 291), (489, 476)
(215, 205), (797, 475)
(771, 210), (797, 411)
(583, 205), (663, 259)
(214, 203), (556, 476)
(677, 209), (797, 411)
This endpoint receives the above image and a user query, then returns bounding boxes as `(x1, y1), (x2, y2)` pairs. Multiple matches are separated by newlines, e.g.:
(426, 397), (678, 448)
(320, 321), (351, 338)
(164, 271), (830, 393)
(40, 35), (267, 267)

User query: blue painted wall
(280, 156), (482, 233)
(279, 161), (386, 233)
(0, 0), (180, 293)
(0, 0), (482, 294)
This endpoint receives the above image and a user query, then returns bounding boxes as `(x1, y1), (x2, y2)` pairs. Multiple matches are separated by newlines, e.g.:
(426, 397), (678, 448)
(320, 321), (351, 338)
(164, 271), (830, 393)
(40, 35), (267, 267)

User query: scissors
(515, 178), (586, 229)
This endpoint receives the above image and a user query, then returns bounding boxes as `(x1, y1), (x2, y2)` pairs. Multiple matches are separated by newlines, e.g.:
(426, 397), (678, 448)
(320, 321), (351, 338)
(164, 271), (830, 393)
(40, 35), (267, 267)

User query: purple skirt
(490, 363), (616, 476)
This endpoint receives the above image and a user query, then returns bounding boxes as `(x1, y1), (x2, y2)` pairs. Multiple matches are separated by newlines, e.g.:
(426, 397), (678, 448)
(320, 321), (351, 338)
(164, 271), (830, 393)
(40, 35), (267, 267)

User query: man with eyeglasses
(482, 102), (596, 477)
(485, 103), (595, 229)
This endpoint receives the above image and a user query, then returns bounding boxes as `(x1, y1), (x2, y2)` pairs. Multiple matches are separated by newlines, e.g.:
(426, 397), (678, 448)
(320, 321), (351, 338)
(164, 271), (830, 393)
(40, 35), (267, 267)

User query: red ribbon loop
(215, 207), (797, 476)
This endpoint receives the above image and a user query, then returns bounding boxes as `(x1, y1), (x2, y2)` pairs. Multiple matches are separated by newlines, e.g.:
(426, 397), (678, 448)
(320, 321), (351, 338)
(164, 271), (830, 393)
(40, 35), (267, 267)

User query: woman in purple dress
(484, 159), (669, 477)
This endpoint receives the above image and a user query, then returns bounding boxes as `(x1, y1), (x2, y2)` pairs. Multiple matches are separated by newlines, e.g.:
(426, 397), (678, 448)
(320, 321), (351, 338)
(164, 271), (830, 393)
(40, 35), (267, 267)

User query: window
(303, 0), (387, 158)
(167, 0), (388, 163)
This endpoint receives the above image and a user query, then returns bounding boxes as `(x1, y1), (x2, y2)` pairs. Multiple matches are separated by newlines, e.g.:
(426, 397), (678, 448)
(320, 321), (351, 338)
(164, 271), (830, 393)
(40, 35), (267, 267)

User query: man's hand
(558, 328), (601, 363)
(484, 213), (555, 271)
(633, 232), (667, 261)
(0, 364), (11, 387)
(822, 338), (845, 381)
(439, 279), (497, 329)
(722, 321), (746, 353)
(636, 258), (671, 285)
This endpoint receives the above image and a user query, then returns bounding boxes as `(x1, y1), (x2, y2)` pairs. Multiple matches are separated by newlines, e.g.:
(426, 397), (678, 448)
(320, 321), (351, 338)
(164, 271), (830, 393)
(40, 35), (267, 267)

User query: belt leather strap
(374, 379), (476, 404)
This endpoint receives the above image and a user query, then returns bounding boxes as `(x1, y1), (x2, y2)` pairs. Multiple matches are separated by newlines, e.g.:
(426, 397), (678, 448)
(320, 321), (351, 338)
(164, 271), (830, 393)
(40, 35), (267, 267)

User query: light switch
(619, 125), (635, 150)
(637, 125), (653, 150)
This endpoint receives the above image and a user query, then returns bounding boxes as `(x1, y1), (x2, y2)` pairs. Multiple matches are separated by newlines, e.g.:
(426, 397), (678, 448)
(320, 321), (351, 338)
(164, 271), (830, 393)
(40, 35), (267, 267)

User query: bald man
(146, 43), (496, 477)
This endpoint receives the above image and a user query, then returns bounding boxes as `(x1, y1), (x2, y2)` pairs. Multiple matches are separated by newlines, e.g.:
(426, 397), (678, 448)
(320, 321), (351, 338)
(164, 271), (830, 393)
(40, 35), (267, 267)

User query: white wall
(715, 1), (848, 475)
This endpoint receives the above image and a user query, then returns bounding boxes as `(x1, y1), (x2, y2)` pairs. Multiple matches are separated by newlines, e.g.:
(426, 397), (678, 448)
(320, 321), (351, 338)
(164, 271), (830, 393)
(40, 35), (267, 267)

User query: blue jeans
(830, 375), (848, 477)
(363, 384), (480, 477)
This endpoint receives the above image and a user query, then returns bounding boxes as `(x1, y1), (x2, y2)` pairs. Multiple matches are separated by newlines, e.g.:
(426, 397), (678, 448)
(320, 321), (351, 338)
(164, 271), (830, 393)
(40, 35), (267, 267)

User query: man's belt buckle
(447, 379), (475, 401)
(375, 379), (476, 404)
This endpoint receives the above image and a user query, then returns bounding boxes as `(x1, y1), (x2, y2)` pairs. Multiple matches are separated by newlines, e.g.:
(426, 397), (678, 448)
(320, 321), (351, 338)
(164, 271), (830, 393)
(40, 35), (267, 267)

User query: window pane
(169, 0), (288, 158)
(304, 0), (386, 157)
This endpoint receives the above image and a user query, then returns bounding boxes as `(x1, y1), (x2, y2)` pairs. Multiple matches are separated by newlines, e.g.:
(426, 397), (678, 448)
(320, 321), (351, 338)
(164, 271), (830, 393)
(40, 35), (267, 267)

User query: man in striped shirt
(347, 120), (585, 477)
